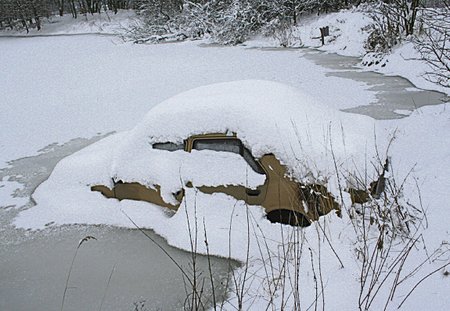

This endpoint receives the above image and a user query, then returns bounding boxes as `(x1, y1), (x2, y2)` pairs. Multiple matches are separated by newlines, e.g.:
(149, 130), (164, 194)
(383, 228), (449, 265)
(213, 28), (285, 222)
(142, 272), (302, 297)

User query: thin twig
(203, 218), (217, 311)
(99, 263), (116, 311)
(61, 235), (97, 311)
(397, 261), (450, 309)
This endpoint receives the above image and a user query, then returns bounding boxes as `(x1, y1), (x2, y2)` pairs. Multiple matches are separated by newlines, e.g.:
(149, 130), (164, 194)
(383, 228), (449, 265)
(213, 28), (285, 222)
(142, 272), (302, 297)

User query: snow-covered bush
(126, 0), (220, 43)
(211, 0), (259, 45)
(364, 26), (399, 52)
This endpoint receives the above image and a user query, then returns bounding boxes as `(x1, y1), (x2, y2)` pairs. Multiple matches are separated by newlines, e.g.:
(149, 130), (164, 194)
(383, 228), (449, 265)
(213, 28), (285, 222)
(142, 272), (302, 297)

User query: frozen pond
(0, 224), (234, 311)
(0, 136), (236, 311)
(226, 44), (448, 119)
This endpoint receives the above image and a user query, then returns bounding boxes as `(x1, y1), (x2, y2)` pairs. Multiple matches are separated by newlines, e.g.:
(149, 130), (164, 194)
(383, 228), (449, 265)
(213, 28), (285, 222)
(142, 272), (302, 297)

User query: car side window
(153, 142), (184, 151)
(193, 139), (241, 154)
(193, 139), (265, 175)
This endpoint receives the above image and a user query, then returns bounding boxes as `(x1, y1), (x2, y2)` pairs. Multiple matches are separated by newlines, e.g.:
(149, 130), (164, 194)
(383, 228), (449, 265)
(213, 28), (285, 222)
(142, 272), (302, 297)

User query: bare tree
(415, 1), (450, 88)
(0, 0), (135, 31)
(365, 0), (423, 52)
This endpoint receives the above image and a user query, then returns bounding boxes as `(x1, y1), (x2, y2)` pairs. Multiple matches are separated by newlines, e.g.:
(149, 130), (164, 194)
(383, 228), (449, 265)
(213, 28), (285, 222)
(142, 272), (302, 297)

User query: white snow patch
(393, 109), (412, 116)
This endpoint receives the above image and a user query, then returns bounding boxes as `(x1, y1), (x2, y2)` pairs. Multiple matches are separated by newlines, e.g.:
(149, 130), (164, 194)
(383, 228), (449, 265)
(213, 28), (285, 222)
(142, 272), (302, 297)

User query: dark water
(0, 135), (236, 311)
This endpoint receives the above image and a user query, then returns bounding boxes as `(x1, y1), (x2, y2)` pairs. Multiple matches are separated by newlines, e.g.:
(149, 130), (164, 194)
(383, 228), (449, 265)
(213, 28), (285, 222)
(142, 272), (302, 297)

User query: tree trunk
(21, 18), (29, 33)
(71, 0), (77, 18)
(409, 0), (420, 35)
(32, 5), (41, 30)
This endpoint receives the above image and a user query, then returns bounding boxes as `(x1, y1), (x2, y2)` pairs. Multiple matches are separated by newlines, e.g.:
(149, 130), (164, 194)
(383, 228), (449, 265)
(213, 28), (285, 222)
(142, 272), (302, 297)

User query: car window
(153, 142), (184, 151)
(193, 139), (241, 154)
(193, 139), (265, 175)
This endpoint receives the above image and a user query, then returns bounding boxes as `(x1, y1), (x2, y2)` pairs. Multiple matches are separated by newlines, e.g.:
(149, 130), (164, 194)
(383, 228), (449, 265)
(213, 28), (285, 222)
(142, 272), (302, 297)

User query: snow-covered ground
(1, 8), (449, 311)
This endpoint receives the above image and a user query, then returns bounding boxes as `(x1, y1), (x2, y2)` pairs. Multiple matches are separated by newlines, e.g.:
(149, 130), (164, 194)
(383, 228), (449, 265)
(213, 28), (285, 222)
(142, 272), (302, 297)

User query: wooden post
(320, 26), (329, 46)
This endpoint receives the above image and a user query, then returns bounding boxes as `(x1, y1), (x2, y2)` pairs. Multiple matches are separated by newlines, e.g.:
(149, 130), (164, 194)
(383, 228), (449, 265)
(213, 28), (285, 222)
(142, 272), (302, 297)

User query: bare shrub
(365, 0), (422, 52)
(262, 17), (303, 47)
(414, 2), (450, 88)
(343, 150), (450, 310)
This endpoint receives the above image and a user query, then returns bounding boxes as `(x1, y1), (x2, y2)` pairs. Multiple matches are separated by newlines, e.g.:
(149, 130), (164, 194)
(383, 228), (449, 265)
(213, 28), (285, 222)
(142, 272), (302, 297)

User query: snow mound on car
(114, 80), (381, 187)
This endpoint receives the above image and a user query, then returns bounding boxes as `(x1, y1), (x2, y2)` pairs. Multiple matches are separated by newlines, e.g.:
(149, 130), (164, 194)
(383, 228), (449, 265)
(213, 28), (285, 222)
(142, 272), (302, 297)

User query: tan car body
(92, 133), (340, 226)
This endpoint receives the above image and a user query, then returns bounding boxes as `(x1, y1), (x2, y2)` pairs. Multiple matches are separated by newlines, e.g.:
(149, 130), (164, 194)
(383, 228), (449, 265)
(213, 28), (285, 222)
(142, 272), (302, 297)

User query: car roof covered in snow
(112, 80), (381, 187)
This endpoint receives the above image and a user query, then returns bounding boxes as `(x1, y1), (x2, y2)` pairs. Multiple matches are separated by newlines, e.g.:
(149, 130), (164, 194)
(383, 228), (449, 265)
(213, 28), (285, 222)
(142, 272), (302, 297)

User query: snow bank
(361, 42), (450, 95)
(243, 9), (372, 56)
(381, 103), (450, 249)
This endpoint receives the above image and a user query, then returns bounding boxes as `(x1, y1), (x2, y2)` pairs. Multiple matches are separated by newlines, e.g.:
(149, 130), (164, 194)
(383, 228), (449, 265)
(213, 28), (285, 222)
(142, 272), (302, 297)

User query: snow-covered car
(89, 80), (381, 227)
(92, 132), (339, 226)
